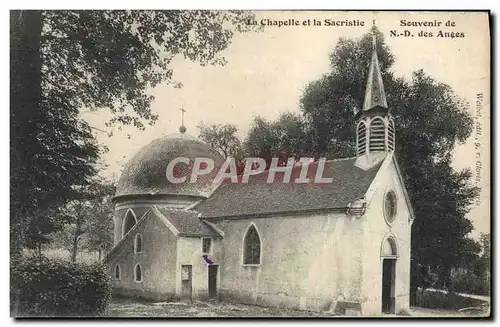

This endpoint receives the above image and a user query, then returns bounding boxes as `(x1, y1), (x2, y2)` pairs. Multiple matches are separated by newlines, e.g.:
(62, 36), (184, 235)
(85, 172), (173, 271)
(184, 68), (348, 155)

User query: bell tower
(356, 26), (395, 169)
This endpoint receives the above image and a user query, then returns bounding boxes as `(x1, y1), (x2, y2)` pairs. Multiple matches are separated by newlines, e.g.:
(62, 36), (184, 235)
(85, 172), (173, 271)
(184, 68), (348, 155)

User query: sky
(83, 11), (490, 236)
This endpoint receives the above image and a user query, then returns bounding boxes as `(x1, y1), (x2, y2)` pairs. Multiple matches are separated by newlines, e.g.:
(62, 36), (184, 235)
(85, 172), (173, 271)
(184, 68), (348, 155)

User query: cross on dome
(179, 108), (187, 134)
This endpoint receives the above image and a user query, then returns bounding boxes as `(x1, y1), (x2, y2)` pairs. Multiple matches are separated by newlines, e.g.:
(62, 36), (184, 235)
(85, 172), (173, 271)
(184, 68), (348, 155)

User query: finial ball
(179, 125), (187, 134)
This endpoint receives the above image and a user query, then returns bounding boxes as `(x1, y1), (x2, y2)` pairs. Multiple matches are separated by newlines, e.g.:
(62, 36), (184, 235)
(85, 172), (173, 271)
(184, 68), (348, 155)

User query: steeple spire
(355, 22), (395, 168)
(362, 23), (388, 112)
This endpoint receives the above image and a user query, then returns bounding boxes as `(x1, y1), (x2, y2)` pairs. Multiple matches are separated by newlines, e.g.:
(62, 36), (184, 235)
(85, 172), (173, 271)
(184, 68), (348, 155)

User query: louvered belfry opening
(356, 115), (395, 156)
(369, 117), (386, 152)
(357, 121), (367, 156)
(388, 118), (395, 151)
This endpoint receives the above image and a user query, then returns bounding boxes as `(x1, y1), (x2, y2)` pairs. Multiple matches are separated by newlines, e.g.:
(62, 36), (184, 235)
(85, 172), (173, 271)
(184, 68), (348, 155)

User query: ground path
(107, 297), (340, 317)
(107, 297), (486, 318)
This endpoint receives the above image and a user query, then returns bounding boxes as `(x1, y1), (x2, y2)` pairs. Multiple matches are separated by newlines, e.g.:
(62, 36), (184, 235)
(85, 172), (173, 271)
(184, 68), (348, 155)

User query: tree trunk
(10, 11), (42, 316)
(98, 249), (102, 261)
(443, 264), (453, 292)
(70, 234), (78, 263)
(70, 233), (79, 263)
(71, 218), (82, 263)
(10, 10), (43, 262)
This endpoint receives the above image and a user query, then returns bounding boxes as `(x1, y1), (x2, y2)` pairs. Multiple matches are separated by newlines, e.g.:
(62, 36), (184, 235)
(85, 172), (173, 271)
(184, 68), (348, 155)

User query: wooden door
(382, 259), (395, 313)
(208, 265), (218, 299)
(181, 265), (192, 301)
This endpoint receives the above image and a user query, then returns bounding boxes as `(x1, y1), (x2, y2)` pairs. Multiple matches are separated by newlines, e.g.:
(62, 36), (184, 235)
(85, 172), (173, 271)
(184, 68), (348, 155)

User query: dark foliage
(10, 9), (257, 258)
(244, 113), (314, 168)
(11, 256), (112, 317)
(416, 289), (487, 312)
(450, 273), (489, 296)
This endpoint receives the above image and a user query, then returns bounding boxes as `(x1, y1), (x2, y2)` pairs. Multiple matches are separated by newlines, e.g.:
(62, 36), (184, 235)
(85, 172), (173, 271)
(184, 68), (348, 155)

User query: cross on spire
(372, 19), (377, 50)
(180, 108), (186, 125)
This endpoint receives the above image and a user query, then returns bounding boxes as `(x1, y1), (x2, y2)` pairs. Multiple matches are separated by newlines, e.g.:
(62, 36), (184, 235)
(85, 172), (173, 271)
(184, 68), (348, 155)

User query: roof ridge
(103, 208), (152, 262)
(157, 205), (200, 214)
(155, 205), (200, 215)
(156, 205), (219, 238)
(152, 205), (181, 236)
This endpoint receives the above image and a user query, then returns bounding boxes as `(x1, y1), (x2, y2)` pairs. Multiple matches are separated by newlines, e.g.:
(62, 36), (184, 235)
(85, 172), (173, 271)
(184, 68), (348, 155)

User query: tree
(473, 233), (490, 281)
(11, 10), (258, 260)
(244, 113), (312, 167)
(479, 233), (490, 260)
(51, 180), (115, 262)
(198, 123), (244, 158)
(244, 27), (479, 286)
(198, 123), (246, 173)
(410, 154), (480, 288)
(244, 116), (276, 165)
(25, 207), (71, 256)
(83, 183), (116, 261)
(58, 202), (88, 263)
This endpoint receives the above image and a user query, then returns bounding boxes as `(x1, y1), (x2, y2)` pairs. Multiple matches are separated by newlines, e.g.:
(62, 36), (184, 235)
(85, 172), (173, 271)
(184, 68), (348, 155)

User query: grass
(40, 248), (101, 264)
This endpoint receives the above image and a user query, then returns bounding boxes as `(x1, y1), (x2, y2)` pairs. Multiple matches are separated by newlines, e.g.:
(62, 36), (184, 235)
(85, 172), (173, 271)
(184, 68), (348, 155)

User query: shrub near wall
(451, 273), (490, 296)
(11, 256), (112, 317)
(416, 289), (487, 311)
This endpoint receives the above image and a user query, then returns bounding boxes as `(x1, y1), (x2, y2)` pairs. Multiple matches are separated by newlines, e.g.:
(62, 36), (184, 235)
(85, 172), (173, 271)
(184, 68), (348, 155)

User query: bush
(450, 272), (490, 296)
(417, 289), (487, 310)
(11, 255), (112, 317)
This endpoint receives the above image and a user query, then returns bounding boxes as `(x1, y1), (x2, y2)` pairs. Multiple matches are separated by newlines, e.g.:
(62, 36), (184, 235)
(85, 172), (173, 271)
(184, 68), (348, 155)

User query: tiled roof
(156, 206), (219, 237)
(195, 157), (382, 218)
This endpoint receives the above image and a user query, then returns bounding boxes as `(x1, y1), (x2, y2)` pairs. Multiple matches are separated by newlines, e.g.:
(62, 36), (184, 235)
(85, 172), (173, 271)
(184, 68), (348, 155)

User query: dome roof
(116, 134), (225, 198)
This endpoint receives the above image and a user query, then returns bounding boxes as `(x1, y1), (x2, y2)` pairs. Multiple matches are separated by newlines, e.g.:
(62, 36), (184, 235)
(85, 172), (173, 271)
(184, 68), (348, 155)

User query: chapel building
(103, 33), (414, 316)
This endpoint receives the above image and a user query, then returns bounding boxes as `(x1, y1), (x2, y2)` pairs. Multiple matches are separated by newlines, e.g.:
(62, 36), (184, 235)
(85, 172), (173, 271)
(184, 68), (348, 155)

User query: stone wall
(107, 210), (178, 300)
(176, 237), (222, 300)
(360, 158), (412, 315)
(213, 212), (364, 312)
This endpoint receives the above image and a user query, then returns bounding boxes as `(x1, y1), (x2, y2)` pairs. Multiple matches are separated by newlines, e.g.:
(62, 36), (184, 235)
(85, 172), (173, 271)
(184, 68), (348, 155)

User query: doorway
(382, 259), (396, 314)
(181, 265), (192, 301)
(208, 265), (218, 299)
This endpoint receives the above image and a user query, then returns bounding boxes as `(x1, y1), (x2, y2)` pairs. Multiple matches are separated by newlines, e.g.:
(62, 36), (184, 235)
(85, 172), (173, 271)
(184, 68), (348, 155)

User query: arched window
(114, 264), (121, 279)
(357, 121), (367, 156)
(135, 264), (142, 282)
(135, 234), (143, 253)
(369, 117), (386, 152)
(381, 237), (398, 257)
(243, 225), (261, 265)
(122, 209), (137, 237)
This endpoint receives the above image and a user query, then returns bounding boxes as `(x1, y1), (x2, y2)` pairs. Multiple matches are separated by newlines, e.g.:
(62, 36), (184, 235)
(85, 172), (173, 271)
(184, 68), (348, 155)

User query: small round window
(384, 190), (397, 224)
